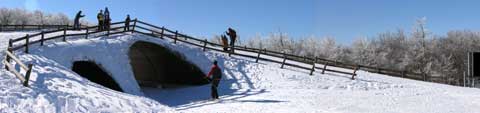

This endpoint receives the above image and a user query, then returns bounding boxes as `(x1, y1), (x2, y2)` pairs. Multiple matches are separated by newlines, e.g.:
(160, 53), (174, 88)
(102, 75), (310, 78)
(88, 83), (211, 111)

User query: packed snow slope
(1, 31), (480, 113)
(0, 32), (173, 112)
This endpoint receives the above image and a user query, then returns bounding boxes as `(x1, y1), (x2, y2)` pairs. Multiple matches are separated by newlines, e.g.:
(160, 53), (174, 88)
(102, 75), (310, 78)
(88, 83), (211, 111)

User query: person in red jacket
(205, 60), (222, 99)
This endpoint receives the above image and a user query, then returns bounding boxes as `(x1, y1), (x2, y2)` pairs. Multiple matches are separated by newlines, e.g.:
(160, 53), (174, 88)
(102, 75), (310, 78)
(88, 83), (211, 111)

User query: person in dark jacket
(205, 60), (222, 99)
(226, 28), (237, 52)
(97, 10), (104, 31)
(73, 11), (85, 30)
(104, 7), (111, 30)
(221, 35), (229, 51)
(124, 15), (131, 31)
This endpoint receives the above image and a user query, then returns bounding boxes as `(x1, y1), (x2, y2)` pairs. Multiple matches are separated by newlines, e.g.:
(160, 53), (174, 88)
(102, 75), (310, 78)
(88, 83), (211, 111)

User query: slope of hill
(0, 32), (479, 113)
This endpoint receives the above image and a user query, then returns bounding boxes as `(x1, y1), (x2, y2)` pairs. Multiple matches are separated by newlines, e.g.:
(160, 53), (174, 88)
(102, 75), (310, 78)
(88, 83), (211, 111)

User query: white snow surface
(0, 31), (480, 113)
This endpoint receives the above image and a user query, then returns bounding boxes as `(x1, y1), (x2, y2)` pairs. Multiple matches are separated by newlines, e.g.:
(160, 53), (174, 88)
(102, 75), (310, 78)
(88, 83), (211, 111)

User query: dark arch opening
(129, 41), (208, 88)
(72, 61), (124, 92)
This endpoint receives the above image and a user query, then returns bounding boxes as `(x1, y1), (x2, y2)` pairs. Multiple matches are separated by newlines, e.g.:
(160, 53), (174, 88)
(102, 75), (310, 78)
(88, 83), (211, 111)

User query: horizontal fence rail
(3, 19), (449, 87)
(0, 24), (73, 32)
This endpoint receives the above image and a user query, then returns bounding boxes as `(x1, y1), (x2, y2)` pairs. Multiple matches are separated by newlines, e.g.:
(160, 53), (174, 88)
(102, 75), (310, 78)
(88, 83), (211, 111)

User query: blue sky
(1, 0), (480, 45)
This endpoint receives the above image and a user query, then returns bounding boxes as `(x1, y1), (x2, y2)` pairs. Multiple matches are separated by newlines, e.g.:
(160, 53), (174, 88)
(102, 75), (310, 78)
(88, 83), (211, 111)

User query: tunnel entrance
(129, 41), (208, 88)
(72, 61), (124, 92)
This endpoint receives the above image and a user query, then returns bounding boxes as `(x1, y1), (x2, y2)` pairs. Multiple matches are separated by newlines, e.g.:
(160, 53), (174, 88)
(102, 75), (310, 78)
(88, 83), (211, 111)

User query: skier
(221, 35), (229, 51)
(124, 15), (131, 31)
(104, 7), (111, 30)
(73, 11), (85, 30)
(226, 28), (237, 52)
(97, 10), (104, 31)
(205, 60), (222, 100)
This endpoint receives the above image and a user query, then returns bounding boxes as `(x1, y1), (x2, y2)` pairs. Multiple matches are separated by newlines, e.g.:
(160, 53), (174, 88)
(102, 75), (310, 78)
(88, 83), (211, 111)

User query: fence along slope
(4, 19), (436, 87)
(132, 20), (433, 82)
(3, 48), (34, 87)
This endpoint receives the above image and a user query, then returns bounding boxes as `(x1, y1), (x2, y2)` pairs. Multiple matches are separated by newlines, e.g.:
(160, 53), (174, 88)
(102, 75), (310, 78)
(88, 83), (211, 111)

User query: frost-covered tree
(0, 8), (14, 25)
(235, 17), (480, 85)
(351, 38), (372, 65)
(317, 37), (338, 59)
(402, 17), (430, 74)
(0, 8), (71, 25)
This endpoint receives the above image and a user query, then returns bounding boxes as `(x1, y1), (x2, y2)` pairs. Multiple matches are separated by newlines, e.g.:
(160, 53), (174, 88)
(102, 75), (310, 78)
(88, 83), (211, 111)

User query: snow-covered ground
(0, 31), (480, 113)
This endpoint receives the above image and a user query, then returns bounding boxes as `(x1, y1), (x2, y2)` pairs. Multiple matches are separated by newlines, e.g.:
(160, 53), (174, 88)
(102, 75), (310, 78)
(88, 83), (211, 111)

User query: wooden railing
(0, 25), (72, 31)
(3, 48), (33, 87)
(3, 19), (451, 87)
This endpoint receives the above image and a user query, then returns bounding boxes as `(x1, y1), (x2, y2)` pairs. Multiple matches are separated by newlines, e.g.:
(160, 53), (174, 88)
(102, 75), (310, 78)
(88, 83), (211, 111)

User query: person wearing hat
(205, 60), (222, 99)
(124, 15), (131, 31)
(73, 11), (85, 30)
(226, 27), (237, 52)
(97, 10), (104, 31)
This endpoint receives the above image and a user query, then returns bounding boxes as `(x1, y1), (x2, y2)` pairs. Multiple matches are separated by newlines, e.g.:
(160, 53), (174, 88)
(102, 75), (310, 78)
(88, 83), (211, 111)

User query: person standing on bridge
(205, 60), (222, 100)
(104, 7), (111, 30)
(73, 11), (85, 30)
(221, 35), (229, 51)
(124, 15), (131, 31)
(97, 10), (104, 31)
(226, 28), (237, 52)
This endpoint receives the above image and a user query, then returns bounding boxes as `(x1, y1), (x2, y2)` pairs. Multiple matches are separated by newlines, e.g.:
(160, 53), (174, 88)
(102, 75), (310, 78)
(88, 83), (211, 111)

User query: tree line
(0, 8), (73, 25)
(231, 18), (477, 85)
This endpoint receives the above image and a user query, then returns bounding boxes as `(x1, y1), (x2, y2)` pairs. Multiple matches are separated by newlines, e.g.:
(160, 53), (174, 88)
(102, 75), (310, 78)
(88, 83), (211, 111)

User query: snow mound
(0, 32), (175, 112)
(0, 31), (480, 113)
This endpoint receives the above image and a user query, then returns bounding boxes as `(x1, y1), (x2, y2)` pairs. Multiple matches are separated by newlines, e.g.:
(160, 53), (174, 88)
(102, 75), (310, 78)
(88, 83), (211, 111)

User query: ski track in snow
(0, 31), (479, 113)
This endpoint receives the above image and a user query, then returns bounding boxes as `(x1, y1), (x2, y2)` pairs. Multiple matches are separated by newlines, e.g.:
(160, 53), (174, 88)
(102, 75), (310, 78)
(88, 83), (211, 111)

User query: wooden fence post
(25, 34), (29, 53)
(352, 65), (359, 80)
(40, 32), (44, 46)
(322, 62), (328, 74)
(401, 70), (406, 78)
(5, 48), (12, 71)
(228, 46), (233, 56)
(62, 28), (67, 42)
(203, 39), (207, 51)
(85, 28), (89, 39)
(8, 39), (12, 48)
(174, 30), (178, 44)
(131, 18), (137, 33)
(423, 73), (427, 81)
(160, 27), (164, 39)
(281, 51), (286, 69)
(23, 64), (33, 87)
(7, 39), (13, 66)
(7, 40), (13, 70)
(310, 57), (317, 75)
(255, 49), (261, 63)
(107, 26), (110, 36)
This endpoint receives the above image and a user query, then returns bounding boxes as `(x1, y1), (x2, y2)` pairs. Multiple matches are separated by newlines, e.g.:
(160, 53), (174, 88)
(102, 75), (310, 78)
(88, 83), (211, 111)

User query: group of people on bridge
(96, 7), (111, 31)
(73, 7), (131, 32)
